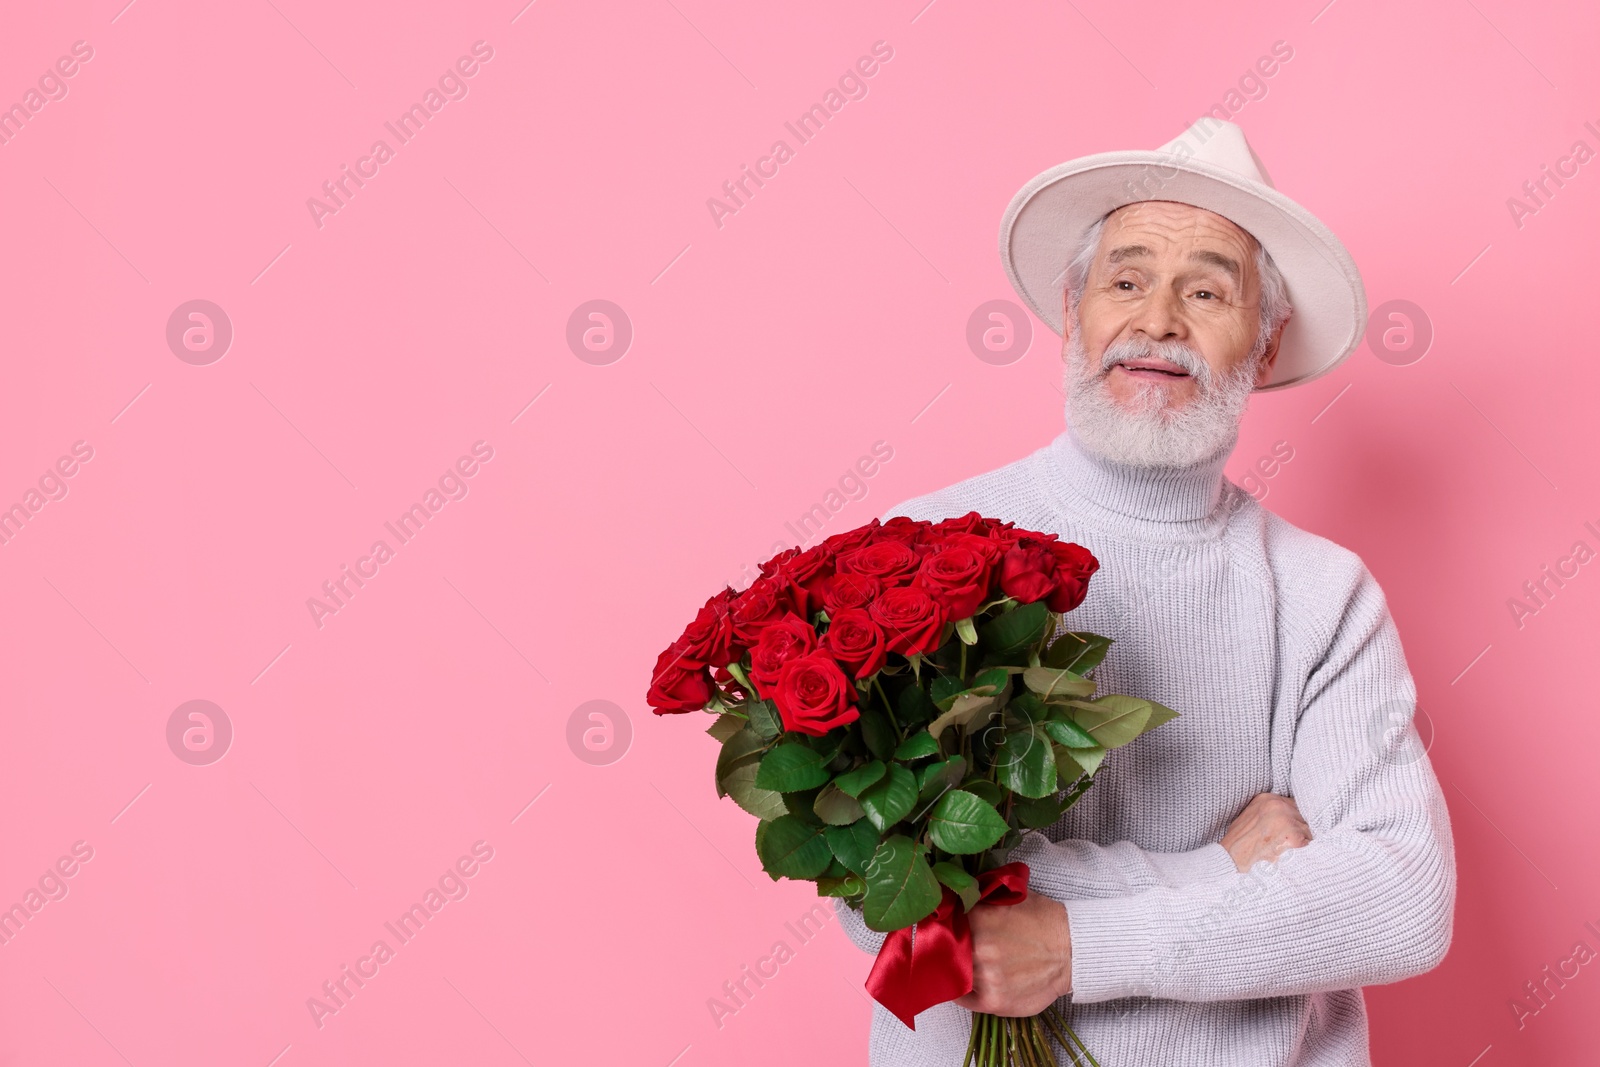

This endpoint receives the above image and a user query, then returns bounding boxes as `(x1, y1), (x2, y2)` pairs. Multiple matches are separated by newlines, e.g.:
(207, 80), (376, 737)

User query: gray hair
(1061, 208), (1292, 357)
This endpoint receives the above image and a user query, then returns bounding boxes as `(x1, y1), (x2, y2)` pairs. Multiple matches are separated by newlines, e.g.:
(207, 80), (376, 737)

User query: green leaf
(716, 726), (789, 819)
(754, 743), (832, 792)
(803, 730), (846, 759)
(1142, 699), (1180, 732)
(833, 760), (886, 798)
(962, 778), (1004, 808)
(747, 699), (784, 741)
(1043, 631), (1113, 674)
(1070, 695), (1154, 748)
(978, 600), (1050, 655)
(1041, 715), (1098, 748)
(858, 763), (917, 832)
(722, 768), (788, 819)
(1014, 793), (1066, 829)
(859, 706), (896, 761)
(1009, 691), (1047, 723)
(816, 874), (865, 897)
(897, 684), (936, 725)
(715, 726), (767, 790)
(1023, 667), (1098, 700)
(706, 714), (745, 742)
(862, 835), (943, 932)
(813, 782), (865, 825)
(927, 790), (1010, 854)
(955, 617), (979, 645)
(971, 667), (1011, 695)
(893, 731), (940, 761)
(926, 692), (999, 743)
(916, 756), (968, 803)
(1060, 743), (1106, 776)
(825, 820), (880, 876)
(929, 674), (967, 707)
(931, 861), (980, 911)
(783, 787), (826, 826)
(994, 727), (1059, 799)
(756, 815), (833, 880)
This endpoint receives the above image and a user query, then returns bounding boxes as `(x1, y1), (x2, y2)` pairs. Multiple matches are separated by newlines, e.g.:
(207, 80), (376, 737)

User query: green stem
(872, 675), (901, 735)
(962, 1013), (980, 1067)
(1031, 1017), (1054, 1067)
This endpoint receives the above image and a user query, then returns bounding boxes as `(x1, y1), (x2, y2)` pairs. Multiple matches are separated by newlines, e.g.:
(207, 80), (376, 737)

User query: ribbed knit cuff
(1064, 894), (1161, 1003)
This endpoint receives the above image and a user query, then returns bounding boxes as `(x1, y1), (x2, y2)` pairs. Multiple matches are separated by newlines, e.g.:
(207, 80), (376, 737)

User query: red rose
(760, 544), (836, 618)
(999, 536), (1065, 606)
(938, 531), (1005, 568)
(647, 640), (715, 714)
(823, 607), (888, 679)
(1045, 541), (1098, 612)
(837, 540), (922, 586)
(773, 651), (860, 736)
(875, 515), (928, 545)
(672, 587), (742, 670)
(748, 613), (819, 698)
(914, 544), (993, 621)
(869, 586), (947, 657)
(822, 572), (881, 615)
(928, 512), (988, 538)
(730, 576), (796, 645)
(820, 519), (881, 556)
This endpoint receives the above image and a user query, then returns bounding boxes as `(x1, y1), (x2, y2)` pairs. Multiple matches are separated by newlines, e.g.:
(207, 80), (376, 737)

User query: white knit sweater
(833, 422), (1455, 1066)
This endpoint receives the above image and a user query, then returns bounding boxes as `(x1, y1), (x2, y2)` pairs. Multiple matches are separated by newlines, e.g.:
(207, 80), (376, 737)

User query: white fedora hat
(998, 119), (1367, 391)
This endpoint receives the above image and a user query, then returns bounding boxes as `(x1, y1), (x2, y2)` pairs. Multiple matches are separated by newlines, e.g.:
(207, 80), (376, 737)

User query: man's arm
(1051, 562), (1456, 1003)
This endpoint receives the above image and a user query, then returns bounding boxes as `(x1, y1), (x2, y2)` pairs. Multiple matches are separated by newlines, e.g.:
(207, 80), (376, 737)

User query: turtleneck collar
(1045, 419), (1238, 529)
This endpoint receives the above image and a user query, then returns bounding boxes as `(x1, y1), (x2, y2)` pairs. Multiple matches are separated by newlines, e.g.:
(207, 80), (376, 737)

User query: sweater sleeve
(1057, 561), (1457, 1003)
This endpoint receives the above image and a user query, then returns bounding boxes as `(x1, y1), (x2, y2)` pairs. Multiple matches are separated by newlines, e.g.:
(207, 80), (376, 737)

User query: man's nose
(1128, 285), (1188, 343)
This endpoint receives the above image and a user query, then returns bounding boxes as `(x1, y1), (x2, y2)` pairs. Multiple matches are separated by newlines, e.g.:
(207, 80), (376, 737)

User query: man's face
(1062, 200), (1286, 468)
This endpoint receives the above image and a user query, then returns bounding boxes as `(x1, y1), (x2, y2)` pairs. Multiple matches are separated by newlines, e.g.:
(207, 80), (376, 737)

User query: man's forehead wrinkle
(1107, 202), (1255, 257)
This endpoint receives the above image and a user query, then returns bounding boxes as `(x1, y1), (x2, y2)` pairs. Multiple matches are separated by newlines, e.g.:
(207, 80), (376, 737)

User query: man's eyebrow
(1189, 249), (1242, 282)
(1104, 244), (1153, 264)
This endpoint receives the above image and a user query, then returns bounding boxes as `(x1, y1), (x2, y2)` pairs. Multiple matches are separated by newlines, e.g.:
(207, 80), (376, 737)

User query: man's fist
(953, 892), (1074, 1017)
(1221, 793), (1312, 872)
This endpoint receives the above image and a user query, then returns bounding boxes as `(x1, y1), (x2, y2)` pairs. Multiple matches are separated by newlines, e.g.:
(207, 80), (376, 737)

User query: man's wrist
(1048, 896), (1075, 999)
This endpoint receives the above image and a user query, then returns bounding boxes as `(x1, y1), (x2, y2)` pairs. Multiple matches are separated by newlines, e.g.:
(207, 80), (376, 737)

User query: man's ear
(1254, 317), (1287, 387)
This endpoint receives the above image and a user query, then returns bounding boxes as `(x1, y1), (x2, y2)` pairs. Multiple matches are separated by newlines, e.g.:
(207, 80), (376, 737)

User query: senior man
(834, 119), (1455, 1065)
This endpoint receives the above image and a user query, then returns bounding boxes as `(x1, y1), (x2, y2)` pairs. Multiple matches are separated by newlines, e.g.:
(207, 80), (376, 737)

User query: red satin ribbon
(864, 861), (1031, 1029)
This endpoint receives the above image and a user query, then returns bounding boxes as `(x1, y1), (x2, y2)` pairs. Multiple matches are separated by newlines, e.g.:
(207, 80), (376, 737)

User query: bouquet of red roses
(648, 513), (1176, 1067)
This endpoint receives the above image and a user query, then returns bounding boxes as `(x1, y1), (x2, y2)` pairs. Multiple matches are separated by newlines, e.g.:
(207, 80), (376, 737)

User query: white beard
(1062, 306), (1262, 469)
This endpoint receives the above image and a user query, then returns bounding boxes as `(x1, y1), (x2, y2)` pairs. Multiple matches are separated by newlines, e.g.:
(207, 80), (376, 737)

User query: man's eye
(1193, 290), (1216, 300)
(1114, 281), (1136, 291)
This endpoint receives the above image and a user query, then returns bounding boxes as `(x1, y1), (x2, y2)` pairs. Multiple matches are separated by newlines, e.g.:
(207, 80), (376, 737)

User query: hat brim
(998, 150), (1367, 392)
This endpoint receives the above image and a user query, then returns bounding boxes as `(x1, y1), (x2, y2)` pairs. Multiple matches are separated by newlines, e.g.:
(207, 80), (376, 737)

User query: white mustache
(1097, 336), (1214, 390)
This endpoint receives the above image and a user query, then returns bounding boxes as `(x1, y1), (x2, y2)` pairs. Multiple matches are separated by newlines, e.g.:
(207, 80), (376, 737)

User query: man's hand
(953, 893), (1073, 1017)
(1222, 793), (1312, 872)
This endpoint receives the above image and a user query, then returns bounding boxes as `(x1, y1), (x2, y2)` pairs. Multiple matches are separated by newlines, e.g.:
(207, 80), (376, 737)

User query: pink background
(2, 1), (1597, 1064)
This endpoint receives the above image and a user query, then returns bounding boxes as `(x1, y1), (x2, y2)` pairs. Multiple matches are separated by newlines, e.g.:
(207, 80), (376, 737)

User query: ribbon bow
(864, 861), (1031, 1029)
